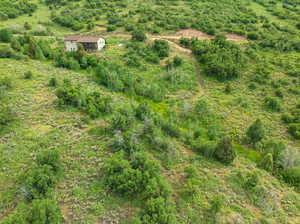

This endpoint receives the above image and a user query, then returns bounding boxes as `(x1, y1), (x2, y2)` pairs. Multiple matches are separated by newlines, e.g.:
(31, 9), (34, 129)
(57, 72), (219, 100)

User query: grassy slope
(0, 1), (300, 224)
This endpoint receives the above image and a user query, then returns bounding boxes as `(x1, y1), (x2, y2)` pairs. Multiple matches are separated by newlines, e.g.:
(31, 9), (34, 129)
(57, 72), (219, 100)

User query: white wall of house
(97, 38), (106, 50)
(65, 40), (78, 52)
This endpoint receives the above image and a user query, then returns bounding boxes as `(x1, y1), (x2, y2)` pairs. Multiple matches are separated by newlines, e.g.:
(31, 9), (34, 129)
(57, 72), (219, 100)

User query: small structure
(64, 35), (105, 52)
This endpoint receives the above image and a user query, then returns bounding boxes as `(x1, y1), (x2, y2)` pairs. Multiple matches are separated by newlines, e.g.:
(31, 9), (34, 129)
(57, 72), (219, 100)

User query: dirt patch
(225, 33), (247, 41)
(175, 29), (213, 39)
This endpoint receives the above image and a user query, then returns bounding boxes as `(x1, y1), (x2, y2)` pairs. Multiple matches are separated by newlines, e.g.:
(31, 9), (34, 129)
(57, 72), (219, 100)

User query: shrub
(259, 153), (274, 172)
(48, 77), (57, 87)
(104, 152), (171, 199)
(288, 123), (300, 139)
(0, 28), (13, 42)
(246, 119), (265, 145)
(214, 137), (236, 164)
(0, 104), (15, 130)
(0, 76), (12, 89)
(36, 150), (62, 175)
(23, 164), (59, 199)
(173, 56), (183, 67)
(26, 199), (63, 224)
(132, 29), (147, 42)
(24, 71), (33, 79)
(152, 40), (170, 58)
(281, 166), (300, 189)
(262, 139), (285, 168)
(139, 197), (177, 224)
(264, 96), (281, 112)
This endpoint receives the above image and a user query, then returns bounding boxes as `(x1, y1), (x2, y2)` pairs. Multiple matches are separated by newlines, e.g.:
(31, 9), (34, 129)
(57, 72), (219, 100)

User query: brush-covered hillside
(0, 0), (300, 223)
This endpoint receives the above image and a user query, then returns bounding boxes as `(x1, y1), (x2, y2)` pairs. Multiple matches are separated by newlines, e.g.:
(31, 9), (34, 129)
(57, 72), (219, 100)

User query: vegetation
(0, 0), (300, 223)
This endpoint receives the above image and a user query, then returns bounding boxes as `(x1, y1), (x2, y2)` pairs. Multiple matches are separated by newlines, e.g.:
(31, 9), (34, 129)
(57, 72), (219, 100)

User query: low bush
(281, 166), (300, 190)
(138, 197), (177, 224)
(246, 119), (265, 145)
(264, 96), (281, 112)
(2, 199), (63, 224)
(21, 150), (62, 200)
(214, 137), (236, 164)
(104, 152), (171, 199)
(24, 71), (33, 79)
(0, 104), (15, 130)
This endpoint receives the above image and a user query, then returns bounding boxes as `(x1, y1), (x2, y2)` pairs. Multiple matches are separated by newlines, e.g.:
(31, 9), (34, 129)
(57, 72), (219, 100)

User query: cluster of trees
(0, 0), (37, 20)
(191, 35), (247, 81)
(125, 38), (170, 67)
(55, 80), (113, 118)
(95, 60), (165, 101)
(0, 30), (53, 61)
(2, 150), (63, 223)
(104, 147), (177, 223)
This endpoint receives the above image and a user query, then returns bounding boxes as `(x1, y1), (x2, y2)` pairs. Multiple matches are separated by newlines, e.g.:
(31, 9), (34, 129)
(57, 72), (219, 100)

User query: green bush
(104, 152), (171, 199)
(246, 119), (265, 145)
(152, 40), (170, 58)
(259, 153), (274, 172)
(0, 28), (13, 42)
(288, 123), (300, 139)
(139, 197), (177, 224)
(264, 96), (281, 112)
(26, 199), (63, 224)
(281, 166), (300, 189)
(0, 104), (15, 130)
(23, 164), (59, 199)
(131, 30), (147, 42)
(214, 137), (236, 164)
(24, 71), (33, 79)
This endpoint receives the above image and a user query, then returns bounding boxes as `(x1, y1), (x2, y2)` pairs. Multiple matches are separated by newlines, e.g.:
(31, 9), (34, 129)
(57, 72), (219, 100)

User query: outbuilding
(64, 35), (105, 52)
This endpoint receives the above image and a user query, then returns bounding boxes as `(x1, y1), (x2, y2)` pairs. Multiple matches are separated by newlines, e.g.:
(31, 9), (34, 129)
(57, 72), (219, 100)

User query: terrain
(0, 0), (300, 224)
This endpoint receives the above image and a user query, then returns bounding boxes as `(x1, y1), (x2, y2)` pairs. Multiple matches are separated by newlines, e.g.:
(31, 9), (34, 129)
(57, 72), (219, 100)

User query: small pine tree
(259, 153), (273, 172)
(214, 137), (236, 164)
(246, 119), (265, 145)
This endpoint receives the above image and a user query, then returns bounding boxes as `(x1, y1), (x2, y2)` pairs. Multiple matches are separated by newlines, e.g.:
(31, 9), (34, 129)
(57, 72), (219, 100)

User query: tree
(246, 119), (265, 145)
(214, 137), (236, 164)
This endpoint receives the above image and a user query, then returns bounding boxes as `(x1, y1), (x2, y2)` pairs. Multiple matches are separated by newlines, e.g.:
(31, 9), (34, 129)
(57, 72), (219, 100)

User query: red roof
(64, 35), (103, 43)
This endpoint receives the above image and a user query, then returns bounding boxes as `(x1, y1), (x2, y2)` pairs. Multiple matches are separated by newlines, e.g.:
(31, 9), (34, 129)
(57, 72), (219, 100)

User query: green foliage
(2, 199), (63, 224)
(192, 37), (246, 81)
(0, 0), (36, 20)
(214, 137), (236, 164)
(48, 77), (58, 87)
(24, 71), (33, 79)
(152, 40), (170, 59)
(132, 30), (147, 42)
(104, 152), (171, 199)
(22, 150), (62, 200)
(0, 28), (13, 42)
(139, 197), (177, 224)
(246, 119), (265, 144)
(264, 96), (281, 112)
(0, 104), (15, 131)
(281, 167), (300, 190)
(259, 153), (274, 172)
(56, 82), (113, 118)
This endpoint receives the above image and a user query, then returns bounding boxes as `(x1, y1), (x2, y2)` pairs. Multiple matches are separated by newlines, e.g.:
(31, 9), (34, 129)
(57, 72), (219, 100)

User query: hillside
(0, 0), (300, 224)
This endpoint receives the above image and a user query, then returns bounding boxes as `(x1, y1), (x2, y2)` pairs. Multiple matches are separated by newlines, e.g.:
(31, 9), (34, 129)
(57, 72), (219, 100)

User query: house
(64, 35), (105, 52)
